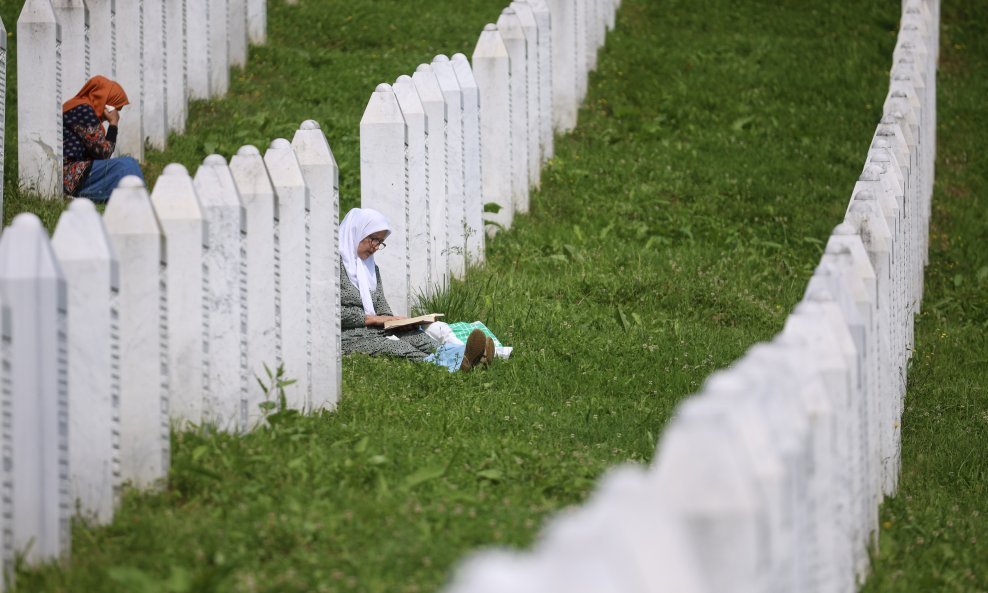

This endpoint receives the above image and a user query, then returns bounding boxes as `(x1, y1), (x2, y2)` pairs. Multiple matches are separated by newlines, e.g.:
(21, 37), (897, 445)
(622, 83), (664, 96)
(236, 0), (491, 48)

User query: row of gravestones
(443, 1), (940, 592)
(359, 0), (620, 314)
(0, 120), (340, 589)
(12, 0), (268, 202)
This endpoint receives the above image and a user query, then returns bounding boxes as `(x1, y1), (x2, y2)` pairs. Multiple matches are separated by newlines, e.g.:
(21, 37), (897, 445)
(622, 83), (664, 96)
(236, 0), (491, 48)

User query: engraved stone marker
(0, 213), (70, 563)
(165, 0), (189, 133)
(193, 156), (249, 431)
(472, 24), (514, 234)
(496, 8), (531, 214)
(51, 199), (121, 526)
(510, 1), (542, 187)
(291, 120), (341, 410)
(104, 176), (170, 488)
(265, 139), (312, 411)
(360, 83), (411, 316)
(150, 163), (208, 427)
(413, 64), (450, 288)
(432, 55), (468, 278)
(451, 55), (486, 265)
(51, 0), (89, 105)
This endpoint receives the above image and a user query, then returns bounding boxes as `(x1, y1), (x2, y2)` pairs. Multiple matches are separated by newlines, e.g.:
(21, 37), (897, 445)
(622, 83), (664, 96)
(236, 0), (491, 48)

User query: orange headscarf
(62, 75), (130, 118)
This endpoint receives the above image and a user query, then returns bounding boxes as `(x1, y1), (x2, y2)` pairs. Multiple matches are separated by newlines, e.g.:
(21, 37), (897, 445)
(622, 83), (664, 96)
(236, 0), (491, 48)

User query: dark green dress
(340, 260), (437, 360)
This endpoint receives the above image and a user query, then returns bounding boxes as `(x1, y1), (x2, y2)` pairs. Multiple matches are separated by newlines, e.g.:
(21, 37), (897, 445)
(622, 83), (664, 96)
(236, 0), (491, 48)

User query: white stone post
(103, 176), (170, 489)
(264, 140), (311, 411)
(413, 64), (450, 289)
(51, 199), (120, 526)
(114, 0), (144, 160)
(393, 75), (434, 298)
(186, 1), (209, 98)
(87, 0), (115, 79)
(526, 0), (555, 161)
(165, 0), (188, 133)
(650, 404), (767, 593)
(509, 3), (541, 189)
(247, 0), (266, 44)
(574, 0), (589, 103)
(149, 164), (208, 427)
(291, 121), (341, 410)
(451, 55), (486, 266)
(360, 83), (411, 316)
(497, 8), (531, 215)
(52, 0), (89, 105)
(0, 214), (70, 564)
(229, 0), (248, 68)
(472, 24), (514, 234)
(0, 293), (9, 586)
(547, 0), (577, 131)
(1, 18), (7, 220)
(230, 145), (279, 427)
(432, 56), (468, 279)
(208, 0), (229, 97)
(17, 0), (63, 198)
(193, 156), (249, 430)
(142, 0), (168, 150)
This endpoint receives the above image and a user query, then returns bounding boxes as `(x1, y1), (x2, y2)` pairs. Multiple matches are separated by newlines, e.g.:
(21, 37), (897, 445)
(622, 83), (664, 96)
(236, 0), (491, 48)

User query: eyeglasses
(365, 237), (387, 250)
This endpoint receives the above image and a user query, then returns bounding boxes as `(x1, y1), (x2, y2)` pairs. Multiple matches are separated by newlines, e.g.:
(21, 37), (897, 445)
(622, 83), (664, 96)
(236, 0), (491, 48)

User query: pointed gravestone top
(151, 161), (204, 223)
(434, 54), (450, 63)
(52, 198), (118, 268)
(204, 154), (228, 167)
(484, 23), (497, 32)
(237, 145), (261, 157)
(859, 165), (881, 182)
(451, 53), (468, 64)
(269, 138), (292, 150)
(300, 120), (321, 131)
(19, 0), (58, 24)
(475, 25), (509, 59)
(0, 213), (64, 282)
(293, 120), (338, 168)
(105, 177), (163, 236)
(396, 74), (412, 83)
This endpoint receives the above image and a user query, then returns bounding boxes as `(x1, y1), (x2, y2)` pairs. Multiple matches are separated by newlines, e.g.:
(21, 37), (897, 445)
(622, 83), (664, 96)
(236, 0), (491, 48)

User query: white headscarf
(339, 208), (392, 316)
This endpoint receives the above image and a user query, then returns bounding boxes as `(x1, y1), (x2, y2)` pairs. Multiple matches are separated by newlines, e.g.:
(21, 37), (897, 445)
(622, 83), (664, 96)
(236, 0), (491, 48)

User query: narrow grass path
(7, 1), (981, 592)
(861, 3), (988, 591)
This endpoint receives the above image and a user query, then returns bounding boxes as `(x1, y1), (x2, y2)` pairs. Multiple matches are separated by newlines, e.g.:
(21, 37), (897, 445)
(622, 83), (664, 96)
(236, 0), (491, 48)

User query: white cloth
(424, 321), (465, 346)
(339, 208), (392, 316)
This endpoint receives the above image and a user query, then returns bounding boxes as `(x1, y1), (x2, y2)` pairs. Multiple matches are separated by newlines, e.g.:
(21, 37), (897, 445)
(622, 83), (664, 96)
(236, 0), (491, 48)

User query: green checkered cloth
(448, 321), (504, 348)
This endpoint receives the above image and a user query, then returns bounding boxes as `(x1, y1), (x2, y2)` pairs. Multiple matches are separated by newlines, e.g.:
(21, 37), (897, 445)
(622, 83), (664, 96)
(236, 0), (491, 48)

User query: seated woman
(62, 75), (145, 201)
(339, 208), (493, 371)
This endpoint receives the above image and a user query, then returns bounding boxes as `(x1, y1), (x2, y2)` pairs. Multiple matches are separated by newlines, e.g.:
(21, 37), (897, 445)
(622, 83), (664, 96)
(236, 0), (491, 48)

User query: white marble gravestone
(524, 0), (555, 161)
(51, 199), (121, 526)
(531, 466), (708, 593)
(0, 292), (9, 586)
(113, 0), (144, 160)
(51, 0), (89, 105)
(165, 0), (189, 133)
(17, 0), (63, 197)
(186, 1), (209, 98)
(650, 402), (766, 593)
(248, 0), (266, 44)
(291, 120), (341, 410)
(472, 24), (514, 234)
(546, 0), (577, 131)
(87, 0), (115, 79)
(150, 163), (208, 427)
(450, 55), (486, 265)
(229, 0), (248, 67)
(496, 8), (531, 214)
(0, 214), (70, 564)
(193, 156), (249, 431)
(360, 83), (411, 316)
(510, 1), (542, 188)
(393, 75), (434, 298)
(432, 55), (468, 279)
(265, 139), (312, 412)
(1, 18), (7, 219)
(574, 0), (588, 103)
(208, 0), (230, 97)
(104, 176), (170, 489)
(412, 64), (450, 289)
(142, 0), (168, 150)
(230, 145), (279, 426)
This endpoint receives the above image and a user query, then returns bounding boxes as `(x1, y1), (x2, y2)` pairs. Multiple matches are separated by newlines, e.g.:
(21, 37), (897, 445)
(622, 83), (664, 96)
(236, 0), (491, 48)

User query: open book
(384, 313), (444, 331)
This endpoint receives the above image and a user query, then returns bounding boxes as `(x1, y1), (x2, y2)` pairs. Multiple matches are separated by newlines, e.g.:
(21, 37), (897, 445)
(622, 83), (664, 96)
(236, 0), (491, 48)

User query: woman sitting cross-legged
(62, 75), (145, 201)
(339, 207), (497, 371)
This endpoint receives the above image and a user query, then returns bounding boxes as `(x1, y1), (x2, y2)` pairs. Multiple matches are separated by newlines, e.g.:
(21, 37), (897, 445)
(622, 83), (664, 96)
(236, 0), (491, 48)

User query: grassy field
(1, 0), (983, 591)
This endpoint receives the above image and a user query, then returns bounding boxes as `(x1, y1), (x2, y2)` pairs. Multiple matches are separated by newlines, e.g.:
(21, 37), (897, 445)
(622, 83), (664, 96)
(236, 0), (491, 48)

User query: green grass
(1, 0), (983, 591)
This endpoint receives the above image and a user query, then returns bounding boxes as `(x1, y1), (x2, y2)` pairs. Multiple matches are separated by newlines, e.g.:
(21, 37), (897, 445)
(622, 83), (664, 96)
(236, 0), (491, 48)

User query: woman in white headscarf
(339, 208), (441, 360)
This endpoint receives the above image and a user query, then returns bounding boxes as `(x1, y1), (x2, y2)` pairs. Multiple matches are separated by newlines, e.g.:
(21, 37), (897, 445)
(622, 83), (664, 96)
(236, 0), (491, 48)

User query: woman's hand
(104, 108), (120, 126)
(365, 315), (407, 326)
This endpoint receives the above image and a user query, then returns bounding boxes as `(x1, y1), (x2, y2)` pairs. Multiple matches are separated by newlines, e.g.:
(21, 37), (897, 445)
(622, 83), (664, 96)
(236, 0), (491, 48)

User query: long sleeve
(371, 266), (394, 316)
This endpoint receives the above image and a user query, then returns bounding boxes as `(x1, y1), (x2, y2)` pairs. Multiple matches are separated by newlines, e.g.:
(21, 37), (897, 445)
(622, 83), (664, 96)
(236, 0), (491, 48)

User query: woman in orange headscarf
(62, 75), (144, 201)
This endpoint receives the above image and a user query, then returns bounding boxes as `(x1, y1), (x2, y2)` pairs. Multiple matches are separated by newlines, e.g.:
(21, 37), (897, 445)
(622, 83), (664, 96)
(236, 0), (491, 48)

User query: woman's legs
(76, 157), (145, 201)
